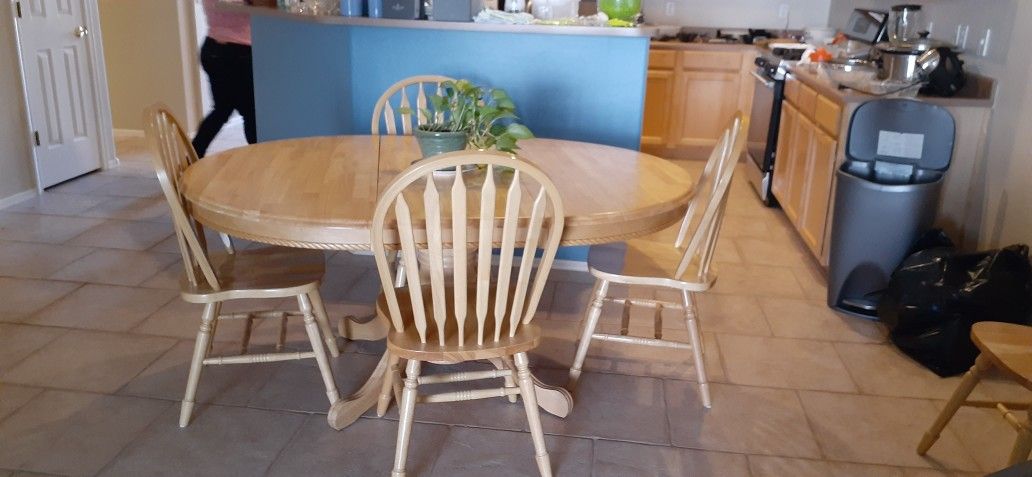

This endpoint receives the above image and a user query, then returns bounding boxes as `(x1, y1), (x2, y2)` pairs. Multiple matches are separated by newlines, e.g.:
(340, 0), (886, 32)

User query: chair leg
(1008, 407), (1032, 466)
(308, 290), (340, 357)
(206, 302), (222, 355)
(515, 352), (552, 477)
(298, 294), (341, 405)
(568, 279), (609, 389)
(378, 352), (400, 417)
(489, 357), (519, 403)
(917, 354), (990, 455)
(180, 302), (218, 428)
(392, 359), (421, 477)
(393, 254), (407, 289)
(682, 290), (711, 409)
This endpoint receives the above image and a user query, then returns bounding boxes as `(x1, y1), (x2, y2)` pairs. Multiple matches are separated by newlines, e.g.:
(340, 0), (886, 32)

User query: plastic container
(368, 0), (383, 17)
(827, 99), (956, 319)
(341, 0), (364, 16)
(598, 0), (639, 21)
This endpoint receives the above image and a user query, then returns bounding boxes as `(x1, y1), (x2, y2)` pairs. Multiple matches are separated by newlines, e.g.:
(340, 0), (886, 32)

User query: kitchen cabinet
(641, 46), (754, 158)
(772, 76), (839, 261)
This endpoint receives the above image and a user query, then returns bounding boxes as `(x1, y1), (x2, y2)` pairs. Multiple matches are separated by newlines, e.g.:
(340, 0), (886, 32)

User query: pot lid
(876, 37), (947, 53)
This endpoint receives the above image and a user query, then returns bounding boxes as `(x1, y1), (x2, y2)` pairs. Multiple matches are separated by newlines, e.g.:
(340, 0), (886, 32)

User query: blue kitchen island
(234, 5), (655, 259)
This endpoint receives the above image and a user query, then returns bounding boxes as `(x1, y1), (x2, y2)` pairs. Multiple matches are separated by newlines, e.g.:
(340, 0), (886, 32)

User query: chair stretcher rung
(218, 310), (301, 320)
(418, 387), (520, 403)
(591, 333), (692, 349)
(203, 351), (316, 365)
(417, 369), (513, 385)
(602, 297), (684, 310)
(963, 400), (1031, 410)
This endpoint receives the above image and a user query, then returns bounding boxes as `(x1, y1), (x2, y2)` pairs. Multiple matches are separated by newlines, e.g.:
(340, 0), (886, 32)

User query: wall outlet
(955, 24), (969, 50)
(977, 28), (992, 57)
(778, 4), (790, 19)
(664, 1), (674, 16)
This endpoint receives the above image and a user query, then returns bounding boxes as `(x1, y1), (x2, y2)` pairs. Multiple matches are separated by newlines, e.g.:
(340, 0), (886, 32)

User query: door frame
(9, 0), (117, 192)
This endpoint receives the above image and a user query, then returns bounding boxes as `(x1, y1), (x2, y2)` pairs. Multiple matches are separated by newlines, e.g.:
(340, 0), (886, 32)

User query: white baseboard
(0, 189), (38, 210)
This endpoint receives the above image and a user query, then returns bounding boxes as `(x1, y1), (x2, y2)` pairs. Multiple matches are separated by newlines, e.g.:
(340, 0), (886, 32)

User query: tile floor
(0, 125), (1024, 476)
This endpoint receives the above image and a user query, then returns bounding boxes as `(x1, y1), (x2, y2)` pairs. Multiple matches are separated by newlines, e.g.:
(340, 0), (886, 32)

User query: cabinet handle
(750, 70), (775, 88)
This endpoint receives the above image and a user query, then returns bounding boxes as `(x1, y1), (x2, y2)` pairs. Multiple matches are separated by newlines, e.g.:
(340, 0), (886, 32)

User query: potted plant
(404, 79), (534, 159)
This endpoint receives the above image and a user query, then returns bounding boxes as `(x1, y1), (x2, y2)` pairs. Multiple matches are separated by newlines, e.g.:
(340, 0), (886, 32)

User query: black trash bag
(878, 244), (1032, 377)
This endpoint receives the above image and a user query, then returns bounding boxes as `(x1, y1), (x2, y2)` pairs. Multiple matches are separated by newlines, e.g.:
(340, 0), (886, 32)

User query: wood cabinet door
(672, 71), (741, 147)
(800, 127), (837, 258)
(771, 102), (797, 210)
(786, 113), (816, 223)
(641, 69), (675, 146)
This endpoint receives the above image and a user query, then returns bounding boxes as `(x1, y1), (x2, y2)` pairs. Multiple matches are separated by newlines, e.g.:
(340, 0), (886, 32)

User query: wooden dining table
(182, 134), (694, 430)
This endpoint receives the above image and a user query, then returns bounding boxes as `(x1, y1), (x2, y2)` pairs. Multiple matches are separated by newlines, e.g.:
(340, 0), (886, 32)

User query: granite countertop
(223, 2), (657, 37)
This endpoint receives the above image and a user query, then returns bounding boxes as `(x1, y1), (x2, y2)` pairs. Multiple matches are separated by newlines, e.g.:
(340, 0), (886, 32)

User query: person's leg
(192, 38), (236, 158)
(233, 45), (258, 144)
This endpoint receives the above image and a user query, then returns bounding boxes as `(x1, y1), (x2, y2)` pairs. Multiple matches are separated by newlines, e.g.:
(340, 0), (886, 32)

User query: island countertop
(222, 2), (657, 37)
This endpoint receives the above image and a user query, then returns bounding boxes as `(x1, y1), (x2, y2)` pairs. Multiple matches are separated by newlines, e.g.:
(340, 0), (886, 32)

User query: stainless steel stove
(744, 50), (800, 206)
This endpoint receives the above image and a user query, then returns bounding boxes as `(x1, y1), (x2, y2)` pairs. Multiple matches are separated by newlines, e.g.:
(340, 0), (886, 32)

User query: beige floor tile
(80, 196), (170, 222)
(118, 340), (278, 407)
(792, 261), (830, 302)
(798, 391), (979, 470)
(136, 262), (182, 290)
(98, 405), (305, 477)
(66, 220), (173, 251)
(748, 455), (905, 477)
(0, 241), (94, 280)
(27, 284), (176, 331)
(938, 404), (1020, 473)
(695, 293), (772, 336)
(0, 385), (43, 422)
(716, 214), (775, 239)
(430, 426), (593, 477)
(666, 381), (821, 458)
(47, 172), (119, 195)
(131, 297), (291, 342)
(0, 390), (170, 476)
(49, 249), (179, 286)
(834, 343), (968, 399)
(246, 351), (382, 414)
(541, 370), (670, 444)
(0, 277), (80, 322)
(1, 329), (176, 393)
(718, 334), (858, 392)
(584, 323), (726, 382)
(0, 324), (66, 369)
(594, 440), (750, 477)
(900, 468), (983, 477)
(266, 416), (449, 477)
(7, 193), (110, 217)
(762, 297), (887, 343)
(709, 263), (806, 298)
(102, 177), (163, 199)
(0, 213), (105, 244)
(734, 236), (812, 267)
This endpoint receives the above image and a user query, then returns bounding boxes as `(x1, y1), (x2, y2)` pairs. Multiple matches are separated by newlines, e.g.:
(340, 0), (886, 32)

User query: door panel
(674, 71), (740, 147)
(18, 0), (102, 188)
(771, 102), (796, 208)
(641, 69), (674, 146)
(801, 128), (837, 257)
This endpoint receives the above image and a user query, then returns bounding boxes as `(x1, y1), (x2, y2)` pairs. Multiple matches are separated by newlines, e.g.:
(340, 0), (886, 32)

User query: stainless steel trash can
(827, 99), (955, 319)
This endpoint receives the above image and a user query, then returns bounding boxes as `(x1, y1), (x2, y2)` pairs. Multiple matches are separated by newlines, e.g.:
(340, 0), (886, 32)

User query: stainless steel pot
(873, 40), (942, 82)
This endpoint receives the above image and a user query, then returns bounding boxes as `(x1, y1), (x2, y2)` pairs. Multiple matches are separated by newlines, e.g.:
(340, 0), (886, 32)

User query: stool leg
(392, 359), (421, 477)
(308, 290), (340, 357)
(568, 279), (609, 389)
(515, 352), (552, 477)
(180, 302), (218, 428)
(917, 354), (990, 455)
(1007, 400), (1032, 466)
(682, 290), (710, 409)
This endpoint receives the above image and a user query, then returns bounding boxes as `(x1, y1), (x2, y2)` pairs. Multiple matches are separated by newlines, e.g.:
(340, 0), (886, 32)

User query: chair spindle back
(371, 151), (565, 347)
(371, 75), (455, 135)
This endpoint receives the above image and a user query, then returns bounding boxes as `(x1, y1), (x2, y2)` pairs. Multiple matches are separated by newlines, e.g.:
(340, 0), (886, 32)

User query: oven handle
(750, 70), (775, 88)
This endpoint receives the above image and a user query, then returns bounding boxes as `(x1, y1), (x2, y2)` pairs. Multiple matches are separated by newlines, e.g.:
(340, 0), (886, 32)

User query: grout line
(260, 412), (311, 477)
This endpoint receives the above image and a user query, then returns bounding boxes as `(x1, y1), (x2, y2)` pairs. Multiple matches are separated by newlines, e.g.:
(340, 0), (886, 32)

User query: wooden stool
(917, 322), (1032, 466)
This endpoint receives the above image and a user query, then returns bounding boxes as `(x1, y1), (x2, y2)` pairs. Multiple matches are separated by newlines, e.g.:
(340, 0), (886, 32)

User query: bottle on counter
(368, 0), (383, 17)
(503, 0), (525, 13)
(340, 0), (364, 16)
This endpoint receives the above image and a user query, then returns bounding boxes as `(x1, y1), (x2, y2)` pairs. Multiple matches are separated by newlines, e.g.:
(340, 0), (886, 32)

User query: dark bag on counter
(878, 244), (1032, 377)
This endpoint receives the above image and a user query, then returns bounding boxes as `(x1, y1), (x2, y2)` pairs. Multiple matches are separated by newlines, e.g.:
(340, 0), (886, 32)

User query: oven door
(746, 69), (775, 171)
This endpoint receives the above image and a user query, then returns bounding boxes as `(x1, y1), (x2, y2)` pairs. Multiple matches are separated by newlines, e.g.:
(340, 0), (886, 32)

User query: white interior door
(16, 0), (104, 188)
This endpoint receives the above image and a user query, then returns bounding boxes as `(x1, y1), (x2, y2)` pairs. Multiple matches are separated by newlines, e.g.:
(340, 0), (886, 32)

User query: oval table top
(182, 135), (694, 250)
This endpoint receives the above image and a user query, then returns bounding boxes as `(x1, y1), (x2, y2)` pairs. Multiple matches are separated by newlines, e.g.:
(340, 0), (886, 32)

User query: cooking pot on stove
(872, 37), (945, 82)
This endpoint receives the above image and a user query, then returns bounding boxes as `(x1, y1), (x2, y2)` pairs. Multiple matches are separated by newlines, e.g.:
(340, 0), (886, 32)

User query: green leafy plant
(401, 79), (534, 153)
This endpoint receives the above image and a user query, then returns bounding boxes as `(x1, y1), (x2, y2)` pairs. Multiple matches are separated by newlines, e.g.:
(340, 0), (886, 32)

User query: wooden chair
(566, 112), (747, 408)
(144, 104), (341, 427)
(371, 75), (455, 135)
(370, 151), (565, 477)
(918, 322), (1032, 466)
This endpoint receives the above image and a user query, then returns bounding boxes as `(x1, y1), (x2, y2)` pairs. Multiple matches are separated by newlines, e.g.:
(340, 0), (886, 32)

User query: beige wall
(0, 2), (38, 202)
(828, 0), (1032, 249)
(99, 0), (201, 131)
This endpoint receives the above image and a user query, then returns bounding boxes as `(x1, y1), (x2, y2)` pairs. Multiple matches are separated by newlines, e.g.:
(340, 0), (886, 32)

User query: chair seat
(971, 322), (1032, 389)
(378, 285), (541, 362)
(180, 246), (325, 303)
(587, 228), (714, 291)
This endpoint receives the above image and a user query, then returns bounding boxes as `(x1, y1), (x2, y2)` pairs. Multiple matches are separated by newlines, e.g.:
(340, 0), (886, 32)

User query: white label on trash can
(877, 131), (925, 159)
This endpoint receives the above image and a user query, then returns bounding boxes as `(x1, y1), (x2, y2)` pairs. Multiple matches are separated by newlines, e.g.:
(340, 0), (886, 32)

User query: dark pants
(192, 37), (256, 158)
